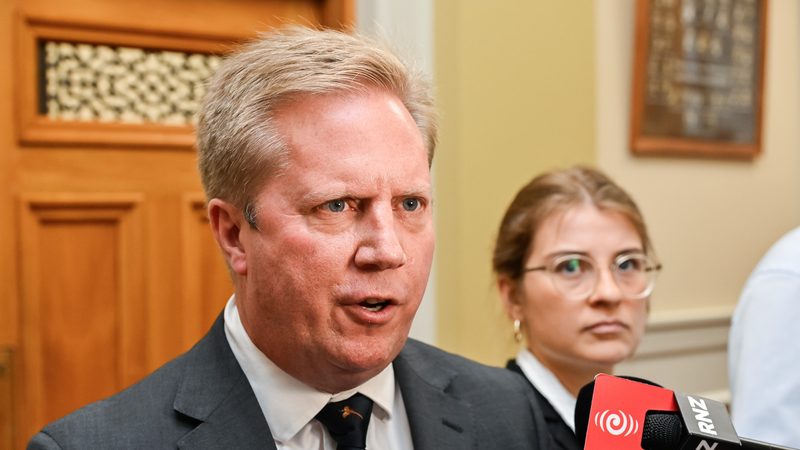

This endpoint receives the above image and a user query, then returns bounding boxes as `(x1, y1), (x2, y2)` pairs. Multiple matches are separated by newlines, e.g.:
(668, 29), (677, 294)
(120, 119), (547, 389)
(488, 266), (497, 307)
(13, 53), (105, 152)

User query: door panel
(1, 1), (353, 447)
(181, 194), (236, 344)
(19, 194), (146, 427)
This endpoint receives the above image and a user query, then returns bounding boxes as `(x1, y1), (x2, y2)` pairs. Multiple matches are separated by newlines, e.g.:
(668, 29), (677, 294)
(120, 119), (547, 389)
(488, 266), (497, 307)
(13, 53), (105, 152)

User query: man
(28, 26), (550, 449)
(729, 226), (800, 448)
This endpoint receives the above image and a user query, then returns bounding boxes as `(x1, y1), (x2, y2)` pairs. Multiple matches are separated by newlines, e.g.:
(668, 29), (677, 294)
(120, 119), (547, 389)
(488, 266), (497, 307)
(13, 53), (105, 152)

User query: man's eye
(401, 198), (420, 211)
(324, 199), (347, 212)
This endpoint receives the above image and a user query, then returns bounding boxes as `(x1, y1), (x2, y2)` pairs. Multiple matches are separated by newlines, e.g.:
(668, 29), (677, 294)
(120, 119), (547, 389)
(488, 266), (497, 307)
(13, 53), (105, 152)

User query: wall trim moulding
(618, 305), (733, 401)
(15, 13), (241, 150)
(633, 305), (733, 360)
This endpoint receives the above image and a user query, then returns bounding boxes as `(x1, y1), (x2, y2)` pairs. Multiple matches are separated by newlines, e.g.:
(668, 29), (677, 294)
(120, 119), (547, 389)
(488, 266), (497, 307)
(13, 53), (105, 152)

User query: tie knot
(315, 393), (374, 450)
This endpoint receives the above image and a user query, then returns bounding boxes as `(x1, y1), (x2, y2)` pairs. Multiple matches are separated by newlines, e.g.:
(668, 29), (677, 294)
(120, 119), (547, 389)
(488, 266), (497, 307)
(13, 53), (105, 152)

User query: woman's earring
(513, 319), (523, 343)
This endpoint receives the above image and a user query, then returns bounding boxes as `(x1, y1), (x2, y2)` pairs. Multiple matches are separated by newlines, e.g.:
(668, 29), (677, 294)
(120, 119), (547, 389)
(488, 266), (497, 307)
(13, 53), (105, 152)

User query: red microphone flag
(584, 374), (678, 449)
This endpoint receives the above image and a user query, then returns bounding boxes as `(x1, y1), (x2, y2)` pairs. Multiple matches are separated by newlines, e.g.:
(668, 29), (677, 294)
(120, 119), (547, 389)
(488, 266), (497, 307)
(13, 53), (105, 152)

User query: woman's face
(501, 204), (649, 375)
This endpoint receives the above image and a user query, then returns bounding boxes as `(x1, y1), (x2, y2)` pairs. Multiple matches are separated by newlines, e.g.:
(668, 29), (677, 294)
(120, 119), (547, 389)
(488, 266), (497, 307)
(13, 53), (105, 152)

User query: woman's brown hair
(492, 166), (656, 280)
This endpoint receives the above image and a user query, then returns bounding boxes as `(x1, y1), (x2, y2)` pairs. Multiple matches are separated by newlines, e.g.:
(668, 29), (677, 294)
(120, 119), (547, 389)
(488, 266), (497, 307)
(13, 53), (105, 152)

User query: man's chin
(329, 338), (405, 375)
(343, 344), (403, 370)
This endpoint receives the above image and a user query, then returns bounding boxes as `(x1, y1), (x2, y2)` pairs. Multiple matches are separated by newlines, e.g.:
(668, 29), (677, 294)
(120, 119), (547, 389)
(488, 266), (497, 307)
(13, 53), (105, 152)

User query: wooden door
(0, 1), (353, 448)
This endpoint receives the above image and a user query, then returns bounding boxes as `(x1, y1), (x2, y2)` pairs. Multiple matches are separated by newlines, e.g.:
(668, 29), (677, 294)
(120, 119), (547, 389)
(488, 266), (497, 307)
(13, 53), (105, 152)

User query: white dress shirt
(223, 296), (415, 449)
(729, 226), (800, 448)
(515, 348), (577, 431)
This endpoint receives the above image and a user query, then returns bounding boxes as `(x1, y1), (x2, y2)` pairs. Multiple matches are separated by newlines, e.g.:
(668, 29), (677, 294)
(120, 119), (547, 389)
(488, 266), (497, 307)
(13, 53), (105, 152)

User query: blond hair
(197, 26), (438, 215)
(493, 166), (656, 279)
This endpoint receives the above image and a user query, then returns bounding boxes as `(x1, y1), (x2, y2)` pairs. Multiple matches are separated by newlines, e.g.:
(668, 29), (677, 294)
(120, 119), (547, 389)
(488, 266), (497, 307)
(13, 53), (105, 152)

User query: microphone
(575, 374), (798, 450)
(642, 412), (795, 450)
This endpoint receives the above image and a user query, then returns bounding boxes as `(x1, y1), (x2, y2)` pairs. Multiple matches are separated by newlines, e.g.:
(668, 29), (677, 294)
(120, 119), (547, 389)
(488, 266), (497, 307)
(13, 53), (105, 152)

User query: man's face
(236, 88), (434, 393)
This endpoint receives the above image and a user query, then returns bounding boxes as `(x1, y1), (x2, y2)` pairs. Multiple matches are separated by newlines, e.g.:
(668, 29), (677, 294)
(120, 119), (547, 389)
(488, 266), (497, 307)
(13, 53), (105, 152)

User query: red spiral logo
(594, 409), (639, 437)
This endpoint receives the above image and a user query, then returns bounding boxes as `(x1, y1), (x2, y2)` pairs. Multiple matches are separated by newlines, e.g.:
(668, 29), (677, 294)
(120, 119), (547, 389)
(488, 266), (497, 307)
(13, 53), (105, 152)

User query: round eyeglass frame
(521, 253), (662, 301)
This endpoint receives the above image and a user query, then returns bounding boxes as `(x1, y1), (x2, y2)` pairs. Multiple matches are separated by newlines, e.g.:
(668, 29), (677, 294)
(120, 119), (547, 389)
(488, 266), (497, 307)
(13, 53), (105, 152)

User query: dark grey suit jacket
(28, 315), (552, 449)
(507, 359), (581, 450)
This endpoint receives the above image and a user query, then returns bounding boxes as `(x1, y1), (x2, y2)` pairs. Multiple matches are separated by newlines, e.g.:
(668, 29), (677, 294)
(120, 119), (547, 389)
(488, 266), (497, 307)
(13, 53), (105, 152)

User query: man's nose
(354, 206), (407, 270)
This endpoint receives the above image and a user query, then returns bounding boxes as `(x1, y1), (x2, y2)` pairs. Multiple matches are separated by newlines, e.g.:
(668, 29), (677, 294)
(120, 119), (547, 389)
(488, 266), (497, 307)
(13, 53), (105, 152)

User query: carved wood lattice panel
(40, 41), (221, 126)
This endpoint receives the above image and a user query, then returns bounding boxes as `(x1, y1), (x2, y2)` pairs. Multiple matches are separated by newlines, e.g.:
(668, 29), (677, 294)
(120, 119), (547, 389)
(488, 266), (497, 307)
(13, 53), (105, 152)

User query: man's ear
(208, 198), (248, 275)
(497, 276), (523, 322)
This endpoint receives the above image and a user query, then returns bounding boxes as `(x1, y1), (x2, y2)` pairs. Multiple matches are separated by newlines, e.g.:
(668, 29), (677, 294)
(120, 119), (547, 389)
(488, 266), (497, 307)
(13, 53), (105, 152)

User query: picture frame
(630, 0), (768, 158)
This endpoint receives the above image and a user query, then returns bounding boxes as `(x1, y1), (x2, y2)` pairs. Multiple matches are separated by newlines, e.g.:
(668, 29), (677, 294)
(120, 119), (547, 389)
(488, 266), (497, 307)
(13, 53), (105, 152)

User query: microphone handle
(742, 436), (800, 450)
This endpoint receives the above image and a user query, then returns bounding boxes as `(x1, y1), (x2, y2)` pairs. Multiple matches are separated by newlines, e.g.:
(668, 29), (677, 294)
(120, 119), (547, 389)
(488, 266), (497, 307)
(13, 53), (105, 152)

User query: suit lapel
(507, 359), (581, 450)
(176, 377), (276, 450)
(172, 315), (275, 450)
(393, 340), (473, 450)
(533, 390), (581, 450)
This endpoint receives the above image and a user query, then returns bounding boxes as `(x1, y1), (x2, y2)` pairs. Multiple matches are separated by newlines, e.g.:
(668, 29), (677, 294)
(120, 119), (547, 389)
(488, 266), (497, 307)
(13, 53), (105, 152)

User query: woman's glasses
(523, 253), (661, 300)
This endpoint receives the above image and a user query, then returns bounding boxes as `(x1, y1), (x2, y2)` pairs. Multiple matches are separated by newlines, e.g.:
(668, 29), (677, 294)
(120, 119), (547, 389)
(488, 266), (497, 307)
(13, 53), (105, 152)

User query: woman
(493, 166), (660, 450)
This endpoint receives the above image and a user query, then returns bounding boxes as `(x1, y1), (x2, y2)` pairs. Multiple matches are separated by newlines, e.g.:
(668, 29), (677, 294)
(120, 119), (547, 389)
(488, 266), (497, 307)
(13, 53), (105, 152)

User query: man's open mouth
(359, 298), (391, 312)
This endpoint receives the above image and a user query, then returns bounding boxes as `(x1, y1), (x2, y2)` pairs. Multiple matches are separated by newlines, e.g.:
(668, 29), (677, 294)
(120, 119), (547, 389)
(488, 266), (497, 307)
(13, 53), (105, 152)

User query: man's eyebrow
(301, 184), (432, 202)
(301, 190), (341, 204)
(299, 185), (361, 205)
(396, 191), (432, 199)
(396, 183), (433, 197)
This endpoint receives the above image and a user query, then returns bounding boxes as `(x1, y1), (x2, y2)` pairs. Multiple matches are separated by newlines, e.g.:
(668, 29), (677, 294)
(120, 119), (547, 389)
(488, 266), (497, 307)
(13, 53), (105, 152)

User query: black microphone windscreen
(642, 412), (684, 450)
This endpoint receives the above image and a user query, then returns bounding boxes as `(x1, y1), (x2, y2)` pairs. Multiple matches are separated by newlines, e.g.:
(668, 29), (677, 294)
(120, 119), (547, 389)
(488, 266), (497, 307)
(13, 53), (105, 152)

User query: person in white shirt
(28, 26), (551, 450)
(492, 166), (660, 450)
(729, 226), (800, 448)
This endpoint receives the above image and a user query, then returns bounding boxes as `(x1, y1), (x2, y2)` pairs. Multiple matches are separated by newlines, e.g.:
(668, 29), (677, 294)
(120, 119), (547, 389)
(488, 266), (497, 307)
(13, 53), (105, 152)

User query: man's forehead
(274, 87), (405, 119)
(251, 87), (425, 189)
(271, 87), (430, 164)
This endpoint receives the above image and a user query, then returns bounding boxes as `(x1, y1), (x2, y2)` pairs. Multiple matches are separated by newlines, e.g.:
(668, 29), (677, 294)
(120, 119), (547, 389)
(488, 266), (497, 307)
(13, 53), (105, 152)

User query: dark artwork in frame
(630, 0), (767, 159)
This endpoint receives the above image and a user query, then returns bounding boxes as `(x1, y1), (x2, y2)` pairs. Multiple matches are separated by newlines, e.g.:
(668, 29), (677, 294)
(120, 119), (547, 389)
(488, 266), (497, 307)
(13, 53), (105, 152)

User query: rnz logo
(594, 409), (640, 437)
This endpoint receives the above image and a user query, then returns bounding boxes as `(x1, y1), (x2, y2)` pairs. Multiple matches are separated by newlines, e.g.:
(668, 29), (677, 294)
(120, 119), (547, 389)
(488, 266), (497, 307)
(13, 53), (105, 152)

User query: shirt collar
(223, 296), (396, 443)
(515, 347), (577, 431)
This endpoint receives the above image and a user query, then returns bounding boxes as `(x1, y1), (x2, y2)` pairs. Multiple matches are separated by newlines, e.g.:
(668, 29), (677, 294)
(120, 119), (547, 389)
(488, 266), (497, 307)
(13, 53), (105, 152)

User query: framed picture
(630, 0), (768, 158)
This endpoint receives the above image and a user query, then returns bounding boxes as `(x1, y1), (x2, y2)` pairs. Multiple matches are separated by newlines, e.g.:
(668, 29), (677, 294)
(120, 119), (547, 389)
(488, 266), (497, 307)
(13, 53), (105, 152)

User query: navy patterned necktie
(315, 393), (374, 450)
